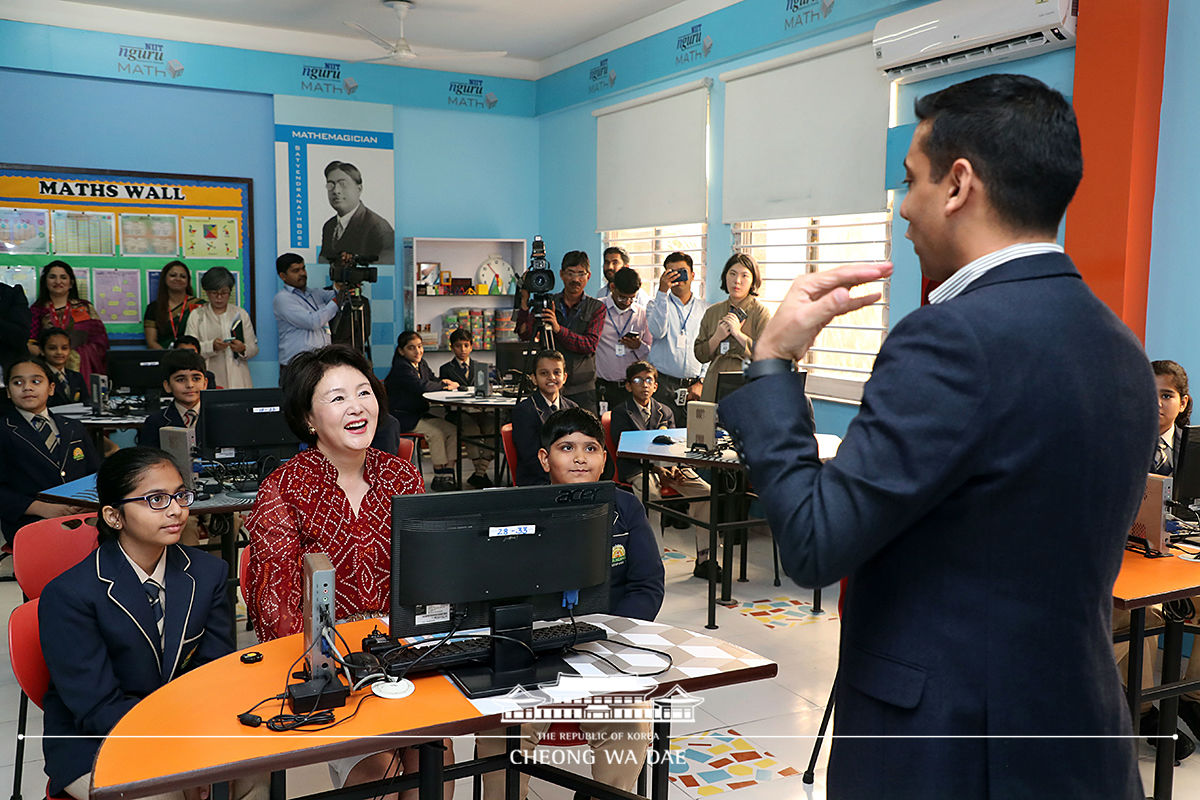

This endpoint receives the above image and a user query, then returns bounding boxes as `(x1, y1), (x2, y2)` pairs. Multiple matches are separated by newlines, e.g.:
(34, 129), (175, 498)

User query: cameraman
(516, 251), (604, 414)
(273, 253), (344, 383)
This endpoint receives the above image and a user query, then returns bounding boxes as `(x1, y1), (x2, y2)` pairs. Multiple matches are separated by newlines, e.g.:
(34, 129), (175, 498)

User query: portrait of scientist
(317, 160), (395, 265)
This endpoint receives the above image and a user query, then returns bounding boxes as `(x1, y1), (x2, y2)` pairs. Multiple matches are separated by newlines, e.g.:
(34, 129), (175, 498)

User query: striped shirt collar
(927, 242), (1064, 304)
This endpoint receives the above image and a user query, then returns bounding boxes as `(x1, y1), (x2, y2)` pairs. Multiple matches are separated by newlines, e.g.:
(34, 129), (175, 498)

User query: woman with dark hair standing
(27, 260), (109, 381)
(693, 253), (772, 402)
(184, 266), (258, 389)
(38, 447), (262, 800)
(244, 344), (440, 797)
(144, 260), (205, 350)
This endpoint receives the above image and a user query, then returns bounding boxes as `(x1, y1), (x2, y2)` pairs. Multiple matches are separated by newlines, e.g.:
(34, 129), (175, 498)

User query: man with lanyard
(645, 251), (706, 427)
(272, 253), (339, 383)
(595, 267), (651, 413)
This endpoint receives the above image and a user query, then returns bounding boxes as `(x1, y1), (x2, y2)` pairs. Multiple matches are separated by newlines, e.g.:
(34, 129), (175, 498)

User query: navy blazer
(47, 368), (88, 407)
(1151, 425), (1184, 477)
(384, 356), (442, 431)
(609, 490), (665, 621)
(439, 357), (476, 388)
(610, 397), (674, 484)
(137, 403), (194, 449)
(39, 540), (233, 795)
(0, 408), (100, 541)
(720, 253), (1152, 799)
(318, 203), (395, 265)
(511, 393), (578, 486)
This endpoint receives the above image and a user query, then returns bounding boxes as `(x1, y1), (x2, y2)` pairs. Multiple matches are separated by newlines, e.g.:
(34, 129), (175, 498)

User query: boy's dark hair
(534, 349), (566, 370)
(625, 360), (657, 383)
(276, 253), (304, 274)
(173, 335), (202, 352)
(96, 447), (179, 543)
(603, 246), (630, 266)
(449, 327), (473, 345)
(561, 251), (590, 271)
(4, 358), (51, 383)
(282, 345), (388, 446)
(395, 330), (421, 353)
(720, 253), (762, 296)
(914, 73), (1082, 236)
(1153, 360), (1192, 428)
(37, 326), (71, 351)
(540, 407), (605, 450)
(612, 267), (642, 295)
(161, 348), (207, 381)
(663, 251), (693, 269)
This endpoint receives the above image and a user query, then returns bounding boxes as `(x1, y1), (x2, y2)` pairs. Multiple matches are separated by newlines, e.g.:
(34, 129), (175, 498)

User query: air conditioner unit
(873, 0), (1077, 83)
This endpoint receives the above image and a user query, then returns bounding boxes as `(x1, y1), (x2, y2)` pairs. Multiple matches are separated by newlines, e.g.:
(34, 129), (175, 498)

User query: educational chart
(0, 208), (49, 254)
(0, 164), (254, 341)
(120, 214), (179, 256)
(0, 265), (38, 299)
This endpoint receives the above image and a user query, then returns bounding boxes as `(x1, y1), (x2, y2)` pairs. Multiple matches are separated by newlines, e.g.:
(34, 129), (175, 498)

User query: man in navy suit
(720, 75), (1153, 798)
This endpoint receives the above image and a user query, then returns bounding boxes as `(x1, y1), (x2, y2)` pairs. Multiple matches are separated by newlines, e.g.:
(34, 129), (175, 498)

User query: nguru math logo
(301, 62), (358, 95)
(587, 58), (617, 94)
(675, 23), (713, 65)
(784, 0), (835, 30)
(117, 42), (183, 79)
(448, 78), (497, 109)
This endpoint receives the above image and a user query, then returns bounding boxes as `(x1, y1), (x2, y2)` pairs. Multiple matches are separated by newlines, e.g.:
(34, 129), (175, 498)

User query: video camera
(329, 251), (378, 286)
(522, 235), (555, 312)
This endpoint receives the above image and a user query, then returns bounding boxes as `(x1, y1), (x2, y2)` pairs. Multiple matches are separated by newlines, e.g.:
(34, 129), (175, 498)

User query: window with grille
(601, 223), (707, 299)
(733, 211), (891, 401)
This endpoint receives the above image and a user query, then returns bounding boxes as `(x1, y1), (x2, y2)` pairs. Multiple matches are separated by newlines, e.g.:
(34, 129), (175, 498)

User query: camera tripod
(332, 286), (371, 363)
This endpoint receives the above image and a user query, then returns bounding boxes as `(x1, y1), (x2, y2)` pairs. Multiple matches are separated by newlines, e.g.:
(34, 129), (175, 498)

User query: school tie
(641, 406), (651, 426)
(549, 403), (558, 414)
(143, 579), (164, 640)
(183, 409), (197, 428)
(1155, 439), (1169, 472)
(31, 414), (58, 453)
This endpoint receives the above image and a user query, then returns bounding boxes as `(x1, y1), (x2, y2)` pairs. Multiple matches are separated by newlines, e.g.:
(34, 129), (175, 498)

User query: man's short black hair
(612, 267), (642, 295)
(161, 348), (206, 381)
(625, 360), (657, 383)
(449, 328), (473, 345)
(561, 251), (590, 271)
(540, 407), (605, 450)
(282, 345), (388, 446)
(324, 160), (363, 186)
(603, 246), (630, 266)
(276, 253), (304, 275)
(663, 251), (693, 269)
(914, 73), (1082, 236)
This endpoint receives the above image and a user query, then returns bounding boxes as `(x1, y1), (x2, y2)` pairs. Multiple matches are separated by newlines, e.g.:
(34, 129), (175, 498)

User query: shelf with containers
(401, 237), (527, 373)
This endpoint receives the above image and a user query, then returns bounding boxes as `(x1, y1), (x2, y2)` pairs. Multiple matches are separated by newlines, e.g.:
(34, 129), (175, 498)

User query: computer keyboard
(379, 621), (607, 677)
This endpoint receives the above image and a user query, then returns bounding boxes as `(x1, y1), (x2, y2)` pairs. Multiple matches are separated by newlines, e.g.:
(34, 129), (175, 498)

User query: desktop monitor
(495, 341), (539, 388)
(390, 481), (614, 695)
(196, 388), (300, 473)
(715, 371), (745, 402)
(1172, 425), (1200, 511)
(107, 349), (166, 412)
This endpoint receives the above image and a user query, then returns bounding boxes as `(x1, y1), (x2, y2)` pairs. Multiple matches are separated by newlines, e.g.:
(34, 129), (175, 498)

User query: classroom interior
(3, 0), (1200, 797)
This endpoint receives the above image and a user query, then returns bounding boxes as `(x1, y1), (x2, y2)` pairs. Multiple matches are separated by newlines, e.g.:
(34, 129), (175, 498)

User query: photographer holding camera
(516, 247), (604, 414)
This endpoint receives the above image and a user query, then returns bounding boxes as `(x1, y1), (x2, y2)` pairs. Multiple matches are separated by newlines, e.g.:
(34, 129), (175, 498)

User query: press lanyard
(557, 297), (584, 326)
(669, 293), (694, 334)
(296, 287), (320, 312)
(606, 306), (634, 339)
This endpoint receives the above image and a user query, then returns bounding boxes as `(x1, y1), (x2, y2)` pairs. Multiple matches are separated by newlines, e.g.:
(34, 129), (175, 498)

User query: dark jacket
(372, 412), (402, 455)
(719, 253), (1151, 799)
(610, 396), (674, 484)
(0, 282), (32, 371)
(137, 403), (194, 450)
(47, 368), (88, 407)
(439, 357), (477, 388)
(0, 408), (100, 542)
(511, 392), (578, 486)
(609, 489), (665, 621)
(39, 540), (232, 795)
(384, 356), (442, 431)
(318, 203), (395, 265)
(1151, 425), (1184, 477)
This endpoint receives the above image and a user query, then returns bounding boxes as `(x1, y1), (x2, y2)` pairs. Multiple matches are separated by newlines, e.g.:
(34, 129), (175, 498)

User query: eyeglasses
(629, 377), (657, 386)
(114, 490), (196, 510)
(207, 289), (232, 298)
(562, 270), (590, 280)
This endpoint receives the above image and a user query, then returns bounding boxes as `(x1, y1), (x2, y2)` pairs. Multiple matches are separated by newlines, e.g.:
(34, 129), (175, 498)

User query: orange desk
(1113, 549), (1200, 800)
(90, 616), (777, 800)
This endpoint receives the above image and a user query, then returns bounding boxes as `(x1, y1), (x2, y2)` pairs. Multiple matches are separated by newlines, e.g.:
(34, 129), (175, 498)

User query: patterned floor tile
(668, 728), (800, 797)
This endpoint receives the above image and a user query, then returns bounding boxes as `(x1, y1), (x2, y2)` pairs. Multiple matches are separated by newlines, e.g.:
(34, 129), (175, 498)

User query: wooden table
(90, 615), (778, 800)
(424, 390), (517, 488)
(1113, 548), (1200, 800)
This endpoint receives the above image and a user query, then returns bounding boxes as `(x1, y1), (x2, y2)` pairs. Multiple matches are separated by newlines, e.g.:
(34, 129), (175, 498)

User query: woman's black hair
(282, 344), (389, 446)
(36, 326), (71, 352)
(4, 358), (52, 384)
(96, 447), (181, 543)
(35, 260), (84, 307)
(153, 260), (194, 333)
(719, 252), (762, 296)
(1153, 360), (1192, 428)
(394, 330), (421, 353)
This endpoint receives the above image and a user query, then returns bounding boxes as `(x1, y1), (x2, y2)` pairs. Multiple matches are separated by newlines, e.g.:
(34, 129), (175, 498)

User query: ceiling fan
(345, 0), (507, 62)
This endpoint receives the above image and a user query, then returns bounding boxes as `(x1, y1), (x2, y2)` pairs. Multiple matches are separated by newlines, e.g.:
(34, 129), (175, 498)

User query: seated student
(0, 358), (100, 544)
(439, 328), (495, 488)
(38, 327), (88, 407)
(610, 361), (712, 567)
(510, 349), (576, 486)
(137, 349), (208, 450)
(477, 407), (665, 800)
(173, 335), (219, 389)
(384, 330), (460, 491)
(38, 446), (265, 800)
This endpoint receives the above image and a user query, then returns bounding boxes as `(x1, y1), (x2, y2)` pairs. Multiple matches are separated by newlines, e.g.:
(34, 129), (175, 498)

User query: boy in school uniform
(173, 335), (219, 389)
(0, 358), (100, 544)
(510, 349), (577, 486)
(611, 361), (713, 571)
(477, 407), (665, 800)
(137, 349), (208, 450)
(38, 328), (88, 407)
(439, 328), (495, 488)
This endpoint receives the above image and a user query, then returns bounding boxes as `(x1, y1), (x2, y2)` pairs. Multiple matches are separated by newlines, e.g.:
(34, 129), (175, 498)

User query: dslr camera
(329, 251), (378, 286)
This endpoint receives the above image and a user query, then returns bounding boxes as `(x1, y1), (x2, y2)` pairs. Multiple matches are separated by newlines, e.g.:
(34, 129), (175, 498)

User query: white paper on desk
(50, 402), (89, 416)
(538, 675), (657, 702)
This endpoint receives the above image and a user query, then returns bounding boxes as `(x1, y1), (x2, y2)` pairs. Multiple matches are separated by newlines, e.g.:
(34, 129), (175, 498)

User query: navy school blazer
(137, 403), (192, 450)
(610, 396), (674, 484)
(510, 393), (578, 486)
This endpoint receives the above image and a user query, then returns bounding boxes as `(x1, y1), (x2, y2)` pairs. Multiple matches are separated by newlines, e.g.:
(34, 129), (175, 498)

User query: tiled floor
(3, 513), (1200, 799)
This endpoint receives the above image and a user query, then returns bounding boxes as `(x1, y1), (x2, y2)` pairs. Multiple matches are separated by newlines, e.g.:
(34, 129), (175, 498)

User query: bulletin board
(0, 164), (254, 341)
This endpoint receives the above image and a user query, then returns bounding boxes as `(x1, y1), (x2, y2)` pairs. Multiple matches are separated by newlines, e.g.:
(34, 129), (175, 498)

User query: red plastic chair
(397, 435), (417, 466)
(398, 432), (427, 475)
(9, 598), (58, 800)
(13, 513), (101, 599)
(500, 424), (518, 487)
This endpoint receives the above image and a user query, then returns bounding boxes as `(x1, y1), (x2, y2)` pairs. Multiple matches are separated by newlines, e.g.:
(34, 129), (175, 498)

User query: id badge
(615, 343), (626, 356)
(720, 340), (730, 355)
(675, 387), (689, 406)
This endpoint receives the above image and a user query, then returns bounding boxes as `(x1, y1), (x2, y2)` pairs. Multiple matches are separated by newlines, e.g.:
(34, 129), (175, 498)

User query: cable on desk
(565, 641), (674, 678)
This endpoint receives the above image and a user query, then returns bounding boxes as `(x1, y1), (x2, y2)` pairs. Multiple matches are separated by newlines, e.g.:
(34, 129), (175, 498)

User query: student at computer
(137, 349), (208, 449)
(510, 349), (576, 486)
(0, 358), (100, 544)
(477, 407), (664, 800)
(384, 330), (460, 492)
(610, 360), (712, 570)
(38, 446), (265, 800)
(38, 327), (88, 407)
(438, 327), (494, 488)
(245, 345), (447, 798)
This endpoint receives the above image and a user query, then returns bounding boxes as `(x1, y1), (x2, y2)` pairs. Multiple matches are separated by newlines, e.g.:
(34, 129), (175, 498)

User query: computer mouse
(653, 434), (674, 445)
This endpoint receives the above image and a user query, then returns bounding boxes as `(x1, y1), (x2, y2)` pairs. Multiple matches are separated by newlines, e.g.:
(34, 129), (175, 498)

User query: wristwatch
(742, 358), (801, 382)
